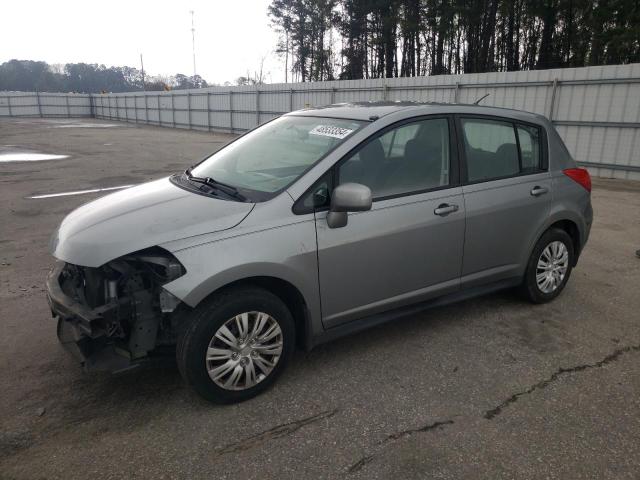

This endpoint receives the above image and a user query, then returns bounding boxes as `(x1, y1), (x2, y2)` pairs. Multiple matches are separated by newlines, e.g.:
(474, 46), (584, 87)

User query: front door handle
(434, 203), (459, 216)
(530, 186), (549, 197)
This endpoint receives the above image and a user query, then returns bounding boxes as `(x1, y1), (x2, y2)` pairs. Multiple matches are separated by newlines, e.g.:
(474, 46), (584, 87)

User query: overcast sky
(0, 0), (284, 85)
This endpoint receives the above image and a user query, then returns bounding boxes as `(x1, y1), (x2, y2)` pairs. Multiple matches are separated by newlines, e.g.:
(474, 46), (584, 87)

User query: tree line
(268, 0), (640, 82)
(0, 60), (208, 93)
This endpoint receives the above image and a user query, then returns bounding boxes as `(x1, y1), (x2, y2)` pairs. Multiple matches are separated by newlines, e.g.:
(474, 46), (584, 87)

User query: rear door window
(461, 118), (519, 182)
(461, 117), (544, 183)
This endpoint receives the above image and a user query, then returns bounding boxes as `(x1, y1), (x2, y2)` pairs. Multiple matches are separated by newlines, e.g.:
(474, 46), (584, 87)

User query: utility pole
(190, 10), (197, 78)
(140, 54), (146, 91)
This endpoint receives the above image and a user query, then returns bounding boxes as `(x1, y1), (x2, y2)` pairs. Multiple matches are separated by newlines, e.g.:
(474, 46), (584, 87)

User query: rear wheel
(177, 287), (295, 403)
(520, 228), (574, 303)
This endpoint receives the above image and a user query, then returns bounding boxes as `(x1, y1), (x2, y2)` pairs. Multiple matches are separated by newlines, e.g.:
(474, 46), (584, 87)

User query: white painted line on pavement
(28, 185), (136, 199)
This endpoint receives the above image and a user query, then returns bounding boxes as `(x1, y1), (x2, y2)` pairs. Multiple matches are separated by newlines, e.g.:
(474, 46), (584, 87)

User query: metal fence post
(36, 92), (42, 117)
(171, 93), (175, 128)
(206, 92), (211, 131)
(133, 95), (138, 124)
(454, 82), (461, 103)
(65, 95), (70, 118)
(549, 78), (559, 121)
(331, 87), (337, 104)
(187, 92), (192, 129)
(6, 95), (12, 116)
(255, 88), (260, 127)
(229, 90), (234, 133)
(144, 94), (149, 123)
(289, 89), (294, 112)
(383, 84), (389, 101)
(157, 95), (162, 126)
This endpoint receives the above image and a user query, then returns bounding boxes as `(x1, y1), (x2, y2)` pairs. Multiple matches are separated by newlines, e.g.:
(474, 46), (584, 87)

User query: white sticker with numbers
(309, 125), (354, 139)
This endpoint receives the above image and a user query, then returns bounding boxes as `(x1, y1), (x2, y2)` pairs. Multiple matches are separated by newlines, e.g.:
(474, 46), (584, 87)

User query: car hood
(50, 177), (254, 267)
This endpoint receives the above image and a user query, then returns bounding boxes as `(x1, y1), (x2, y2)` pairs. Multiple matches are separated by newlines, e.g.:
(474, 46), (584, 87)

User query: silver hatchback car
(47, 102), (593, 403)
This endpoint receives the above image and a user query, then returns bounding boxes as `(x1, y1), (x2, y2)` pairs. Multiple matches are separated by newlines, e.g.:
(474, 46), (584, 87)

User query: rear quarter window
(517, 125), (542, 173)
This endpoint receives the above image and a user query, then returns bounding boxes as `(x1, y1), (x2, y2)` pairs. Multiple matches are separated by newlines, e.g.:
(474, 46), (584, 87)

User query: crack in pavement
(346, 343), (640, 475)
(484, 344), (640, 419)
(347, 454), (375, 474)
(214, 408), (338, 456)
(347, 419), (455, 474)
(384, 419), (455, 442)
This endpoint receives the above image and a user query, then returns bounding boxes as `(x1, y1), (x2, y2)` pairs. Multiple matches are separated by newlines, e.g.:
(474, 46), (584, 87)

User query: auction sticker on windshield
(309, 125), (354, 139)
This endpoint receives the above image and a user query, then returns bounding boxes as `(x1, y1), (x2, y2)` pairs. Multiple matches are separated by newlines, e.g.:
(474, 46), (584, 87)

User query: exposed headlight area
(51, 247), (187, 370)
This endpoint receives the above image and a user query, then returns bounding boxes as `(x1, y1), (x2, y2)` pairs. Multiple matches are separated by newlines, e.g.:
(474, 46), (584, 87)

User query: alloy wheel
(205, 311), (283, 391)
(536, 240), (569, 294)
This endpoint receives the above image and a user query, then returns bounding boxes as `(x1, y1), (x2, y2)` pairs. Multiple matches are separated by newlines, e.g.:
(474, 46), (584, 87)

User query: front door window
(338, 118), (451, 199)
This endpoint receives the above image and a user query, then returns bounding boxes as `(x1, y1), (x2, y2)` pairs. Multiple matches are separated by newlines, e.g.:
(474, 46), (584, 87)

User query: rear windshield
(192, 116), (366, 194)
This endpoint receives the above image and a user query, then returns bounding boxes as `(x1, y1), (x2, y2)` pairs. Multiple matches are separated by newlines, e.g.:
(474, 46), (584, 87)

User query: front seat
(341, 138), (386, 195)
(401, 131), (443, 189)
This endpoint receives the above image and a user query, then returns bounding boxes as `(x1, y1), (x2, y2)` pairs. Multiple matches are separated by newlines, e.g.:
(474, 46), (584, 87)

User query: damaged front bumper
(47, 262), (142, 373)
(46, 259), (179, 374)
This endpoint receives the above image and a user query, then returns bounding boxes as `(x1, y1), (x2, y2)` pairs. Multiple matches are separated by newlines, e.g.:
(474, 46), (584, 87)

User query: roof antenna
(474, 93), (490, 105)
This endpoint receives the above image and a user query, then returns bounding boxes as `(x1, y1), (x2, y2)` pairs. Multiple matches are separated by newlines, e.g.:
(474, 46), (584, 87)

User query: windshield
(191, 116), (366, 194)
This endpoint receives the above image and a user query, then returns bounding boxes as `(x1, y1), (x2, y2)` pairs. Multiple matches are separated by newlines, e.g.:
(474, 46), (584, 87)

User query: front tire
(520, 228), (574, 304)
(177, 287), (295, 403)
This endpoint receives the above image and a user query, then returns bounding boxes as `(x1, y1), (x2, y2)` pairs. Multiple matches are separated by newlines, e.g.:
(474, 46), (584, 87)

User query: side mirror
(327, 183), (372, 229)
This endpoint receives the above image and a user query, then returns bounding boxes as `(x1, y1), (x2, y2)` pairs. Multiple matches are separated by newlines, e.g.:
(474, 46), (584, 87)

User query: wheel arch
(172, 269), (316, 351)
(218, 276), (311, 351)
(547, 219), (581, 265)
(531, 216), (582, 267)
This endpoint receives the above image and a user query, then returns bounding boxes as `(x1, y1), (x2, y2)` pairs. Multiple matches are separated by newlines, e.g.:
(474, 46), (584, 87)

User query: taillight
(563, 168), (591, 192)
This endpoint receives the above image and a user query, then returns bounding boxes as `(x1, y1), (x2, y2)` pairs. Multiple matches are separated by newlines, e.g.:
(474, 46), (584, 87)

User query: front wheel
(176, 287), (295, 403)
(520, 228), (574, 304)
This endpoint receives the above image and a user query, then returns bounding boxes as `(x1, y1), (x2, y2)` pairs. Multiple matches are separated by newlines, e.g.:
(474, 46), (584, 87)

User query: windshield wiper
(184, 168), (247, 202)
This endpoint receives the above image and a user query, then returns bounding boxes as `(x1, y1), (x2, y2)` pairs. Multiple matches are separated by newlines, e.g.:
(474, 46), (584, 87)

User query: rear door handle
(530, 186), (548, 197)
(434, 203), (459, 216)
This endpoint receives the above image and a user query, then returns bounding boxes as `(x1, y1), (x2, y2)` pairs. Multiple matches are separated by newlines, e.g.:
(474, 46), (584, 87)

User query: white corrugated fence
(1, 63), (639, 180)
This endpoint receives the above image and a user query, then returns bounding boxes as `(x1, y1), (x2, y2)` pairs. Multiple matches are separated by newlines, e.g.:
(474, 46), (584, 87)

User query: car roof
(287, 101), (548, 125)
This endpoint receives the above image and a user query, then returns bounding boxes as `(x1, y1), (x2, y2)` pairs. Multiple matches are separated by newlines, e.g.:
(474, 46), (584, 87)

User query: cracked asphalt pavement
(1, 118), (639, 479)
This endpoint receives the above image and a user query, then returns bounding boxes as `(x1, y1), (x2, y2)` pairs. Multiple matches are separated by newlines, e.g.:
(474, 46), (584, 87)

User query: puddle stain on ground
(53, 123), (120, 129)
(0, 153), (69, 162)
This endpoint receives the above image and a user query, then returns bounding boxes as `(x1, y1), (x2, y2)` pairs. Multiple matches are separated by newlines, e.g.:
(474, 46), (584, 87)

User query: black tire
(176, 286), (295, 403)
(520, 228), (574, 304)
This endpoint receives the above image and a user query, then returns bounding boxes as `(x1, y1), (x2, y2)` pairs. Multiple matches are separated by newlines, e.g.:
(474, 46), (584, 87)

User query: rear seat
(466, 143), (519, 181)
